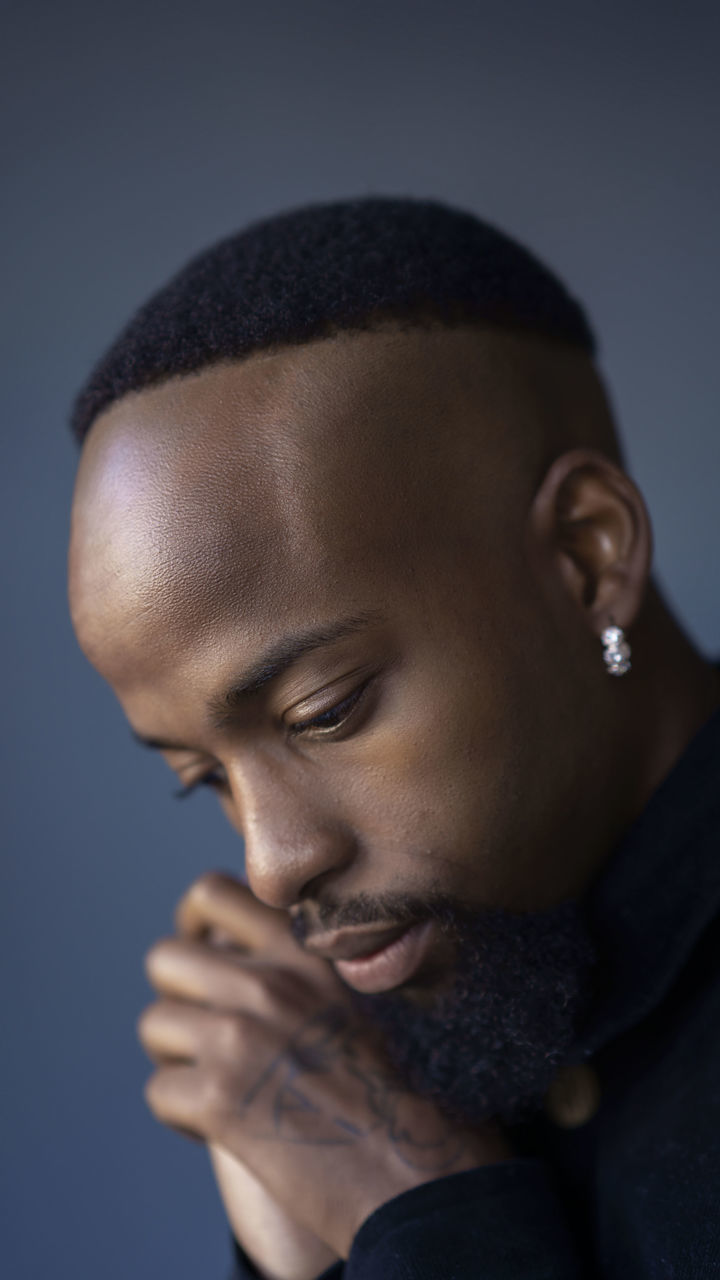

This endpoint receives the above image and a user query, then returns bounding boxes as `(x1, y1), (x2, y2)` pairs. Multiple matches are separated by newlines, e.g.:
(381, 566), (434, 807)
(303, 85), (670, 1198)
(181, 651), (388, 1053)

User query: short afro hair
(70, 196), (596, 445)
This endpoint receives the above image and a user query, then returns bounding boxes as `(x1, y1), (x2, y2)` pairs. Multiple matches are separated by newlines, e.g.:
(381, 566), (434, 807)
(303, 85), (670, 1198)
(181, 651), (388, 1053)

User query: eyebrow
(131, 609), (386, 752)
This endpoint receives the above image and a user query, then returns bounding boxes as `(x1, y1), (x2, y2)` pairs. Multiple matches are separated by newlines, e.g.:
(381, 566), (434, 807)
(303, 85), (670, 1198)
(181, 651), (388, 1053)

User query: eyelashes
(172, 677), (373, 800)
(286, 678), (371, 736)
(173, 772), (226, 801)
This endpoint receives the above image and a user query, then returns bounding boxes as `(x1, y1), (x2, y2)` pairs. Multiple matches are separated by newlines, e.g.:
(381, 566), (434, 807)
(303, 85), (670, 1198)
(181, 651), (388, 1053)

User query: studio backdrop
(2, 3), (718, 1278)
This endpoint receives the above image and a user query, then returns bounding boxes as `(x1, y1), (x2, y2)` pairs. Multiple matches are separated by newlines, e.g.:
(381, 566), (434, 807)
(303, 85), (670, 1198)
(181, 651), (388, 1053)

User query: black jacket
(230, 704), (720, 1278)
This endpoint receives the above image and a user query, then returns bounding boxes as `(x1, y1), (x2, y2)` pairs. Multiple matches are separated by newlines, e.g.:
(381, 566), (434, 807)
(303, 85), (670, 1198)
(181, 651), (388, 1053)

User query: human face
(68, 329), (621, 995)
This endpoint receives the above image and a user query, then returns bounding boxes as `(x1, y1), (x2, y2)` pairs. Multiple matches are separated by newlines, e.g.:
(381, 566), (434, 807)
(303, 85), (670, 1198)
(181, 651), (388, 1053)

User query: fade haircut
(70, 196), (596, 446)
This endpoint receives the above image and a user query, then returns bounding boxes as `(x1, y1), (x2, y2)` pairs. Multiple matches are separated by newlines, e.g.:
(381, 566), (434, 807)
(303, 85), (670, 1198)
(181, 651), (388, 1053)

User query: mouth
(306, 920), (436, 994)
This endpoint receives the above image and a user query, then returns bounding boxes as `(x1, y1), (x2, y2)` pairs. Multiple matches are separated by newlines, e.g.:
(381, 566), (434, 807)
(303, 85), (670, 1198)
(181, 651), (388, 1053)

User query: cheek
(329, 658), (535, 898)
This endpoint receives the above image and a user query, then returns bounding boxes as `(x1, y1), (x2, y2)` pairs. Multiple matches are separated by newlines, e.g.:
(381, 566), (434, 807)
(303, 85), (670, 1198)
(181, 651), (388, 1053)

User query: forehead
(68, 329), (490, 685)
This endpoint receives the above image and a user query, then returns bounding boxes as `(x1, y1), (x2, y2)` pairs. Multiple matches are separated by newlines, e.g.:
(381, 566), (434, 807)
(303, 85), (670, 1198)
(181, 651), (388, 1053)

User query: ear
(527, 448), (653, 635)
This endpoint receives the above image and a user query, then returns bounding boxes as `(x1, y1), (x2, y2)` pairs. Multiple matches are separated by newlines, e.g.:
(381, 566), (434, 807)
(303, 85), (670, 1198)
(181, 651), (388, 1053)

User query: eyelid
(173, 770), (228, 800)
(172, 669), (381, 799)
(286, 675), (373, 737)
(283, 664), (375, 724)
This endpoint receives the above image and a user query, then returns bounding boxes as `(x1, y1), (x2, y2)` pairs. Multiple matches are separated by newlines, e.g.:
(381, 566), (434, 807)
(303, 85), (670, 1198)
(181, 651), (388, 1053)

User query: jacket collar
(575, 701), (720, 1058)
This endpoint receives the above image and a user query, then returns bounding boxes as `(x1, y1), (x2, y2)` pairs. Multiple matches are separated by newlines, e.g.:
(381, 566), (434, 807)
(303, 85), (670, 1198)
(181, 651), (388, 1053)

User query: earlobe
(529, 448), (653, 636)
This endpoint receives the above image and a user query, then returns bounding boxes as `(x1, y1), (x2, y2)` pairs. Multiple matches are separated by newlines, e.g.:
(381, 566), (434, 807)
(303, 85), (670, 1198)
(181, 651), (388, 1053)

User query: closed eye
(173, 678), (373, 800)
(286, 677), (371, 737)
(173, 771), (227, 800)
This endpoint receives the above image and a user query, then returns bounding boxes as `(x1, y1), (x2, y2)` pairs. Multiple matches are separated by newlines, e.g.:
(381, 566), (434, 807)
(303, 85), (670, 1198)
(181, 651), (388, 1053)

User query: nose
(229, 754), (356, 910)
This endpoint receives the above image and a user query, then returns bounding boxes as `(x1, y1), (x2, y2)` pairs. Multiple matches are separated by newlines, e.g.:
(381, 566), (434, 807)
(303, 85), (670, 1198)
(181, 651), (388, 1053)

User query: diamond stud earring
(601, 622), (631, 676)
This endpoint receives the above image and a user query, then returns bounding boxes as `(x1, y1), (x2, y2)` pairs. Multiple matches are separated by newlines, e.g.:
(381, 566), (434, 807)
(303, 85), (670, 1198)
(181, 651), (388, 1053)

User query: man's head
(68, 197), (662, 1123)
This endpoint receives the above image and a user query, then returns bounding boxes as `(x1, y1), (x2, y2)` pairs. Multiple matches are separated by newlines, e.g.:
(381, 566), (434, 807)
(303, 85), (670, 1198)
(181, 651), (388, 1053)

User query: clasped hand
(137, 872), (512, 1260)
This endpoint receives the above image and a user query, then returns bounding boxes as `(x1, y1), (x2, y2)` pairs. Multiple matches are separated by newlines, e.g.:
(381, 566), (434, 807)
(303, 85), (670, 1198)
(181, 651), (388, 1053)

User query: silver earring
(601, 622), (631, 676)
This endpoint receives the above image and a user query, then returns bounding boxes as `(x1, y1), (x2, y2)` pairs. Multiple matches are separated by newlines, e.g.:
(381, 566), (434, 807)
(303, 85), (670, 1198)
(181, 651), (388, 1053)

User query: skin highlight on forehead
(68, 324), (619, 686)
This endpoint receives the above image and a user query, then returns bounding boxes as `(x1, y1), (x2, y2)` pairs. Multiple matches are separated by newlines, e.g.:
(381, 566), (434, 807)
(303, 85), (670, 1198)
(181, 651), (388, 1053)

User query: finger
(137, 998), (216, 1063)
(144, 1062), (210, 1138)
(144, 1059), (273, 1146)
(145, 937), (280, 1010)
(175, 871), (291, 951)
(137, 998), (258, 1065)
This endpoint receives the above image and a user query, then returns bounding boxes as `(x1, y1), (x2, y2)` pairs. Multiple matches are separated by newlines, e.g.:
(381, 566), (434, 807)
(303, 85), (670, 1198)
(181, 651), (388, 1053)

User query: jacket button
(544, 1063), (601, 1128)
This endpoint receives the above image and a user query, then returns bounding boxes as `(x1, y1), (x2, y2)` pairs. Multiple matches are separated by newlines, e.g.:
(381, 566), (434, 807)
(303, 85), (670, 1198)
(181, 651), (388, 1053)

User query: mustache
(290, 891), (457, 946)
(290, 890), (492, 947)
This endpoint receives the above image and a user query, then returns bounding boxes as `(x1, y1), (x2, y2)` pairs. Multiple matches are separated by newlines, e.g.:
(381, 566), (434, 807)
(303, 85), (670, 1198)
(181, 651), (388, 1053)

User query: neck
(625, 584), (720, 815)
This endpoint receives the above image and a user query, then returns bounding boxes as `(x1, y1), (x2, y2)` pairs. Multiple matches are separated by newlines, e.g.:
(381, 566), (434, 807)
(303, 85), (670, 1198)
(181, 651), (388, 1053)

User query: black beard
(349, 897), (599, 1129)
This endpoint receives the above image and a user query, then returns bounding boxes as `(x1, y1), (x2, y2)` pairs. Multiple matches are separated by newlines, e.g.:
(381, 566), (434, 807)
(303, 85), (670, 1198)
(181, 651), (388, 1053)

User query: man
(67, 198), (720, 1279)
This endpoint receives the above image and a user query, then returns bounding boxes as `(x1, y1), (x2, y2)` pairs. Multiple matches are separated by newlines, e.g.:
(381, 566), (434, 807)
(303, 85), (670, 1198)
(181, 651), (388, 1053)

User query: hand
(139, 872), (339, 1280)
(138, 872), (513, 1260)
(207, 1146), (339, 1280)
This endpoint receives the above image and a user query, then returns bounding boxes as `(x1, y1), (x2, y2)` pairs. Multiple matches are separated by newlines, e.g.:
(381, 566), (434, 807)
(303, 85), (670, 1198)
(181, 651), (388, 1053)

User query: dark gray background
(2, 3), (718, 1277)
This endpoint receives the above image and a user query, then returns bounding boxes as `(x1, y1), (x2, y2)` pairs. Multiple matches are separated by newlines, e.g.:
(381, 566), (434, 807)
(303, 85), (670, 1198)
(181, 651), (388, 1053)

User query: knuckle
(135, 1004), (155, 1044)
(263, 965), (310, 1012)
(143, 936), (182, 982)
(246, 967), (291, 1018)
(186, 870), (228, 908)
(215, 1012), (248, 1059)
(233, 965), (310, 1021)
(174, 870), (234, 933)
(199, 1068), (234, 1123)
(143, 1070), (163, 1115)
(245, 975), (275, 1018)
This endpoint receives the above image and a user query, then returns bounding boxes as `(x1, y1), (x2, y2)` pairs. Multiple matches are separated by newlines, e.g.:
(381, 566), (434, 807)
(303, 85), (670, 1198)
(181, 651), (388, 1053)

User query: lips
(308, 920), (436, 994)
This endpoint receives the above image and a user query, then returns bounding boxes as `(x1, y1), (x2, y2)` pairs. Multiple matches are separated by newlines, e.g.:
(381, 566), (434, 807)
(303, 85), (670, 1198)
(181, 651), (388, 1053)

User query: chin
(350, 896), (599, 1126)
